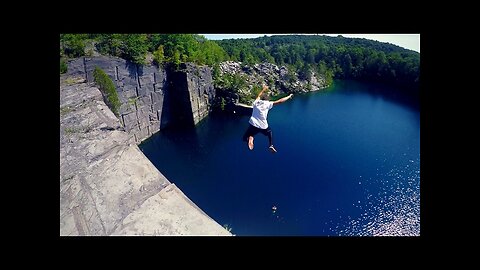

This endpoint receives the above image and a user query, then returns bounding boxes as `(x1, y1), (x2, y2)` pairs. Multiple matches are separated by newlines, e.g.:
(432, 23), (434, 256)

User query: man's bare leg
(248, 136), (254, 150)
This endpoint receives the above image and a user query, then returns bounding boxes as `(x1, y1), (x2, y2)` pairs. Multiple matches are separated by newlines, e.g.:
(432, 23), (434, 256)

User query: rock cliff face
(66, 57), (215, 143)
(218, 61), (328, 94)
(60, 78), (231, 236)
(65, 56), (327, 142)
(165, 63), (215, 126)
(213, 61), (329, 113)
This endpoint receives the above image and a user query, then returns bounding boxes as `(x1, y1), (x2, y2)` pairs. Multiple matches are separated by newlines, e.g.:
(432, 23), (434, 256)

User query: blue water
(139, 80), (420, 236)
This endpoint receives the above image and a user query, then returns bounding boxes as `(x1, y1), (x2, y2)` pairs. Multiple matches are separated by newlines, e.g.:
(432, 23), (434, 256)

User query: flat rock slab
(112, 184), (231, 236)
(60, 76), (231, 236)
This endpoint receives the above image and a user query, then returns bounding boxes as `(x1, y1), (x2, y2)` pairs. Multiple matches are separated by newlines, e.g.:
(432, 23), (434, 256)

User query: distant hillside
(60, 34), (419, 95)
(215, 35), (419, 91)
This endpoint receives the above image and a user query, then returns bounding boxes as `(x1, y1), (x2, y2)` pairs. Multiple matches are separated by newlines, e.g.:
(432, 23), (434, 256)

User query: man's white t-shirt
(249, 99), (274, 129)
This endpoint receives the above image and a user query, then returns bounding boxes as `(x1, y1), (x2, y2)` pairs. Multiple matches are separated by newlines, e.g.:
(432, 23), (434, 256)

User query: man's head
(260, 91), (269, 100)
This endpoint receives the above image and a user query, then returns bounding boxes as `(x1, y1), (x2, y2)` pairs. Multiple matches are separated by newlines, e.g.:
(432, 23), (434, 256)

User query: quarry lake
(139, 80), (420, 236)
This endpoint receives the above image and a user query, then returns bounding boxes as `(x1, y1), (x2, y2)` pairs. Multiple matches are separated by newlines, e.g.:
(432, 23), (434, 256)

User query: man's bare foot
(248, 136), (254, 150)
(269, 145), (277, 153)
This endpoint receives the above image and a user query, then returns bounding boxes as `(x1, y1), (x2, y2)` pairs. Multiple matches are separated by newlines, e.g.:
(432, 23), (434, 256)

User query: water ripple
(337, 157), (420, 236)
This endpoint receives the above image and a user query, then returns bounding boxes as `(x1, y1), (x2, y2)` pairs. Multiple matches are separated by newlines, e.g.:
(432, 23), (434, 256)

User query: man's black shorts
(242, 124), (271, 141)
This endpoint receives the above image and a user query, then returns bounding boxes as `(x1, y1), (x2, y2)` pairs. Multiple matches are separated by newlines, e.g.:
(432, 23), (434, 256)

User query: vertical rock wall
(66, 57), (214, 143)
(185, 63), (215, 125)
(167, 63), (215, 126)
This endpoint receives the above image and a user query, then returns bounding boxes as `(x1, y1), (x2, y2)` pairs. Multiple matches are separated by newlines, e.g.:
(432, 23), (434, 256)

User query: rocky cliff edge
(60, 76), (231, 236)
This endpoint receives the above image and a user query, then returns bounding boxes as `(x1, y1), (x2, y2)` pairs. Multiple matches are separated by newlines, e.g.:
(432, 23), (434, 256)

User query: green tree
(60, 57), (67, 74)
(153, 45), (165, 66)
(298, 63), (312, 80)
(121, 34), (149, 65)
(92, 67), (121, 116)
(60, 34), (87, 58)
(212, 63), (221, 83)
(305, 48), (316, 64)
(95, 34), (124, 57)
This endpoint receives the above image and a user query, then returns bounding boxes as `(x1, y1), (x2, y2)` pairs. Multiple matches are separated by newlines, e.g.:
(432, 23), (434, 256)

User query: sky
(200, 34), (420, 53)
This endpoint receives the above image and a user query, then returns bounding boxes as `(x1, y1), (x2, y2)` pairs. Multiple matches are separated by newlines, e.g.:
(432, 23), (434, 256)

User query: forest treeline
(60, 34), (419, 91)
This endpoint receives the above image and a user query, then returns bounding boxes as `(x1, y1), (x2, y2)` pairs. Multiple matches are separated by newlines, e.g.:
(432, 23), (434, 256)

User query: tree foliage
(60, 34), (228, 66)
(93, 67), (121, 116)
(60, 34), (87, 58)
(215, 35), (420, 90)
(60, 57), (67, 74)
(59, 34), (419, 92)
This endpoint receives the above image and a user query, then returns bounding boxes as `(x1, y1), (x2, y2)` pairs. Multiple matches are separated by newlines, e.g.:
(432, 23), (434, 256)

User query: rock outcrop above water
(218, 61), (328, 93)
(66, 57), (215, 143)
(60, 78), (231, 236)
(213, 61), (329, 112)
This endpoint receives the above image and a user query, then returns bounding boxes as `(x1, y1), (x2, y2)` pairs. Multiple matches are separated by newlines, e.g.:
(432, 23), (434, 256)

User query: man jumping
(242, 84), (293, 153)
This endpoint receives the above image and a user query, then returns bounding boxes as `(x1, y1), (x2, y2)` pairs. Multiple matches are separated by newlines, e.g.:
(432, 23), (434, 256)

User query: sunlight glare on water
(337, 157), (420, 236)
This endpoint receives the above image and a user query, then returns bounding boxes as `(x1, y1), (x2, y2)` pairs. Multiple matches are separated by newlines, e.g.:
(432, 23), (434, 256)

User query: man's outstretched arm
(256, 84), (268, 100)
(273, 93), (294, 105)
